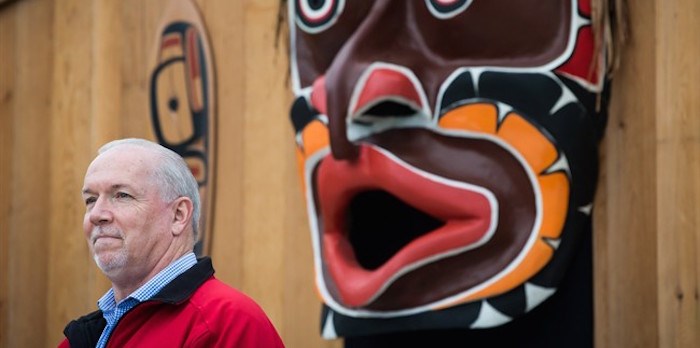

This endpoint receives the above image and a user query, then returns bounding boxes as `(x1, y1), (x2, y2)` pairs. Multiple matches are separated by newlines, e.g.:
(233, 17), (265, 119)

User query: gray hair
(98, 138), (201, 243)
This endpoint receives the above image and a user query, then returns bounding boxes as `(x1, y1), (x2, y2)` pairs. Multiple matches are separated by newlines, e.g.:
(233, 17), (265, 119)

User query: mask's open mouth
(347, 190), (444, 270)
(314, 145), (498, 308)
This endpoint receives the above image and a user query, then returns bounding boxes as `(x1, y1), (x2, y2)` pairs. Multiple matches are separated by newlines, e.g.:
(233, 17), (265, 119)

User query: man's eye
(115, 192), (132, 199)
(85, 197), (96, 206)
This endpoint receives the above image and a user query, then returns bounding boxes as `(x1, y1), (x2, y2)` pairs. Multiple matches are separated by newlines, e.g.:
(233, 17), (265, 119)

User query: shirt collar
(97, 252), (197, 311)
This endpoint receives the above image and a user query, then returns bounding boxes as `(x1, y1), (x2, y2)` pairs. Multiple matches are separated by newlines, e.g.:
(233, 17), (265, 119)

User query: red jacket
(59, 258), (284, 347)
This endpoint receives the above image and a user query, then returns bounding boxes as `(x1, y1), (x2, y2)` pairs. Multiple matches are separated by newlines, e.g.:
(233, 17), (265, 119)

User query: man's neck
(111, 249), (191, 302)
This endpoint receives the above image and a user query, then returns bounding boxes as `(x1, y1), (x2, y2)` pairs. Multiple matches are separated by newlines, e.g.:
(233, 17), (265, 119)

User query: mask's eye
(294, 0), (345, 34)
(425, 0), (472, 19)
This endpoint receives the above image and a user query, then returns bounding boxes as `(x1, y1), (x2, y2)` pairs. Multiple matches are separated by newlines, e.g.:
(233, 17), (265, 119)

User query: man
(59, 138), (285, 347)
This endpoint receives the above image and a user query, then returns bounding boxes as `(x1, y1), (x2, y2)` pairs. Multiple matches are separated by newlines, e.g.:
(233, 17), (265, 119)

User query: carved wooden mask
(288, 0), (609, 338)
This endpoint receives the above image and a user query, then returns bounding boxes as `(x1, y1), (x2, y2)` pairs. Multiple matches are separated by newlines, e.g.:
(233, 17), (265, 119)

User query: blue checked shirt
(95, 252), (197, 348)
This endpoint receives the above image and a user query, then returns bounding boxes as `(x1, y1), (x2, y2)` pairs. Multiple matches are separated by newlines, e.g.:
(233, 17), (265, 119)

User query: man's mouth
(91, 231), (123, 245)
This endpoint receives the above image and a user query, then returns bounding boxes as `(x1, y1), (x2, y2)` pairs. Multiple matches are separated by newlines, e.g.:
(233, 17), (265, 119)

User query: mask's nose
(316, 1), (435, 161)
(346, 63), (432, 142)
(348, 64), (428, 120)
(311, 63), (432, 160)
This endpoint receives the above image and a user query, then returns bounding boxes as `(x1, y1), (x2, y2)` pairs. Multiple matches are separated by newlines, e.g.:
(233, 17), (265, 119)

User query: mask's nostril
(349, 63), (427, 118)
(345, 98), (431, 144)
(361, 100), (418, 119)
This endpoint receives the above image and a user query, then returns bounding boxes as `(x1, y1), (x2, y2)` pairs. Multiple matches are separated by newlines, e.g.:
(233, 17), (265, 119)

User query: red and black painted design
(288, 0), (608, 338)
(150, 0), (216, 256)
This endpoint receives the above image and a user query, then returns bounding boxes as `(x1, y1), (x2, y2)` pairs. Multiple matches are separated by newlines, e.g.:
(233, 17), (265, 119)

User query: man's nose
(88, 197), (114, 225)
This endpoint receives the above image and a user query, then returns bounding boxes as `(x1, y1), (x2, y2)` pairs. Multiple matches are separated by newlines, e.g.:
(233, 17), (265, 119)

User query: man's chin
(94, 252), (128, 275)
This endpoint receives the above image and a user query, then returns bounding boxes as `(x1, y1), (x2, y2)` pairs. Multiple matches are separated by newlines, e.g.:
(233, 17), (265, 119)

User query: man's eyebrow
(81, 184), (132, 195)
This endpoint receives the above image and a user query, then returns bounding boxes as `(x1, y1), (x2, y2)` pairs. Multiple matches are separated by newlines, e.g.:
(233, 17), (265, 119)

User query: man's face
(82, 146), (174, 280)
(288, 0), (606, 332)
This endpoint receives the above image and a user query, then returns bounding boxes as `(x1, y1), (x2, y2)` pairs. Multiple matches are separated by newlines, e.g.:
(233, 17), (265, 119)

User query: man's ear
(171, 197), (193, 236)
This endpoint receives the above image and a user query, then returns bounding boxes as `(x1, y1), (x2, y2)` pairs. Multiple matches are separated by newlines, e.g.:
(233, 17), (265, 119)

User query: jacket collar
(150, 256), (214, 303)
(63, 257), (215, 347)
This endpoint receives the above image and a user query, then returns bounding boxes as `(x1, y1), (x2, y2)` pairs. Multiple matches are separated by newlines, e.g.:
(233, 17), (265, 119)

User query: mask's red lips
(316, 145), (498, 308)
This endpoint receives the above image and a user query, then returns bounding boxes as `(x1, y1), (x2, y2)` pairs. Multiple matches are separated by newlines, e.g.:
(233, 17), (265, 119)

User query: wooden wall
(0, 0), (336, 347)
(594, 0), (700, 347)
(0, 0), (699, 347)
(1, 1), (53, 347)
